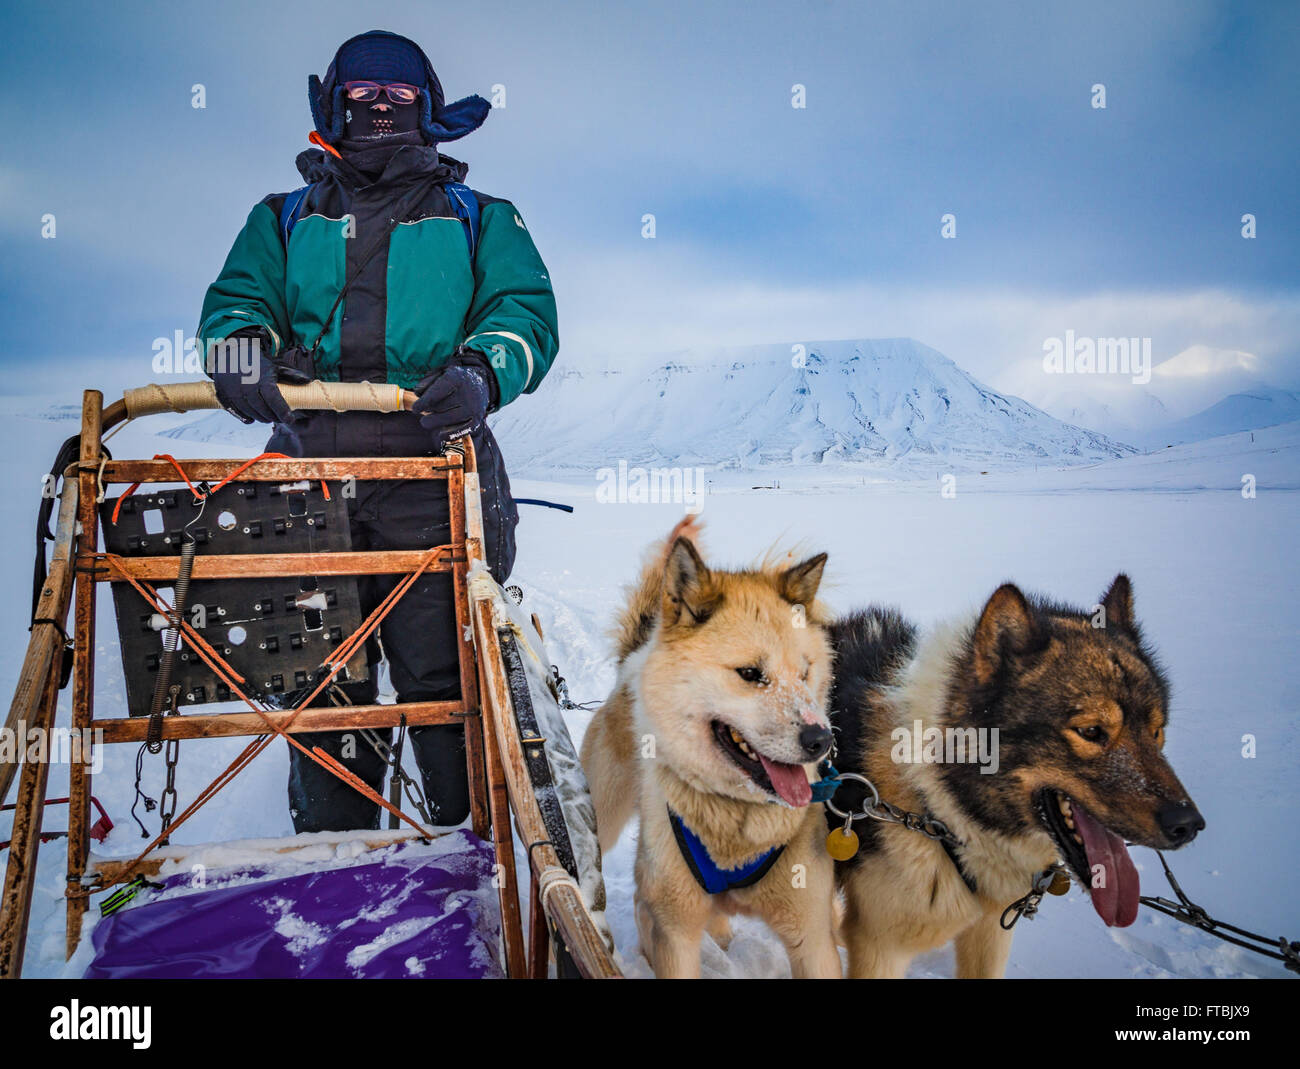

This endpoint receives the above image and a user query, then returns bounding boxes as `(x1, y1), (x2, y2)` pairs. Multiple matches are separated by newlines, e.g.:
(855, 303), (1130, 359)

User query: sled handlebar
(118, 380), (419, 423)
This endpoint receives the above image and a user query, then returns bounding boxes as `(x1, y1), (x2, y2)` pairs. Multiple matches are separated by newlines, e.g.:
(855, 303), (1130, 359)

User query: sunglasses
(344, 81), (420, 105)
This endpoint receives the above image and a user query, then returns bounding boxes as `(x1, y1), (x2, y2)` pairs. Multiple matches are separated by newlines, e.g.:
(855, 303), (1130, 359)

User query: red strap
(309, 130), (343, 159)
(109, 453), (335, 523)
(209, 452), (290, 494)
(110, 453), (201, 526)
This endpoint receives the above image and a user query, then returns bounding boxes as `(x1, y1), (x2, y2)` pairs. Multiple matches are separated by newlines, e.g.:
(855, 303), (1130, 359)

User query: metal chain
(824, 772), (962, 847)
(158, 684), (182, 844)
(159, 731), (181, 841)
(357, 726), (435, 828)
(376, 735), (434, 827)
(1140, 850), (1300, 973)
(825, 771), (1065, 929)
(827, 770), (1296, 963)
(322, 684), (436, 828)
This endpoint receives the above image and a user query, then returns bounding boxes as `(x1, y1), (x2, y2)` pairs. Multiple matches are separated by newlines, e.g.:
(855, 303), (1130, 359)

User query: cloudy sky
(1, 0), (1296, 403)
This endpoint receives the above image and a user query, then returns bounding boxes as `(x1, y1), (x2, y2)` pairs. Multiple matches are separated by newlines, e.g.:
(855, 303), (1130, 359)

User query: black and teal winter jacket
(197, 141), (557, 574)
(199, 142), (558, 416)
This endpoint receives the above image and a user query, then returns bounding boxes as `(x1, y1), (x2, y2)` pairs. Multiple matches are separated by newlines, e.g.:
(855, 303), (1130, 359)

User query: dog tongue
(758, 755), (812, 807)
(1070, 800), (1140, 927)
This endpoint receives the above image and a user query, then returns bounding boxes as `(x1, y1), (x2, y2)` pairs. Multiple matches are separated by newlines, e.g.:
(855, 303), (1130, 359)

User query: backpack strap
(280, 181), (478, 259)
(278, 184), (312, 248)
(444, 182), (481, 260)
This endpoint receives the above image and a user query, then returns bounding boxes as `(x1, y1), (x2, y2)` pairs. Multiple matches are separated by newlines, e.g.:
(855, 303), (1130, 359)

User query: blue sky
(1, 0), (1296, 397)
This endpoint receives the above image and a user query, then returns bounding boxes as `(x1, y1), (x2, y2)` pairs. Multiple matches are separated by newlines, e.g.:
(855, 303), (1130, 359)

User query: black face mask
(343, 90), (421, 141)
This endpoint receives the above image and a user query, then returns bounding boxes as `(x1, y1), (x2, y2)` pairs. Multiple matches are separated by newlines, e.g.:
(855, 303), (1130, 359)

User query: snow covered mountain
(1148, 345), (1270, 418)
(489, 338), (1132, 474)
(1009, 345), (1290, 444)
(1132, 388), (1300, 449)
(1031, 389), (1172, 444)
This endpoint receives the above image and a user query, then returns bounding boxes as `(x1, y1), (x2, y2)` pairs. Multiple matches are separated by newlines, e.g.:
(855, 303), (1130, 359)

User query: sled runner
(0, 381), (618, 979)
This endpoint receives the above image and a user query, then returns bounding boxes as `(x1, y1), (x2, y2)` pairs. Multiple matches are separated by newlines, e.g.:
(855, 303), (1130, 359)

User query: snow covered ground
(1, 401), (1296, 979)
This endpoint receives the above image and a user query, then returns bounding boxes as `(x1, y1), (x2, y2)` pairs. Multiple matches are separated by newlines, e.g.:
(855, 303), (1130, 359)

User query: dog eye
(1073, 725), (1108, 745)
(735, 666), (767, 685)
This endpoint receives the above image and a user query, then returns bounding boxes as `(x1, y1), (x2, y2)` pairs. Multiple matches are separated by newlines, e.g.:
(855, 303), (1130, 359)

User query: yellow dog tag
(826, 826), (859, 861)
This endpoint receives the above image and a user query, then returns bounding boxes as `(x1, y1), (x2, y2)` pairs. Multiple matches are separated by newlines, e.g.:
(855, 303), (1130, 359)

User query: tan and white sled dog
(580, 519), (842, 978)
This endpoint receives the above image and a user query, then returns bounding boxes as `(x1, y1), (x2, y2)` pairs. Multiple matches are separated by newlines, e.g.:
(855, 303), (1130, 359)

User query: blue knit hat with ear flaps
(308, 30), (490, 147)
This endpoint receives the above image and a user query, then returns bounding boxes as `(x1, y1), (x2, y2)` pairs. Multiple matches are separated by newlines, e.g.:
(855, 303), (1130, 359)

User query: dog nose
(798, 723), (832, 761)
(1156, 801), (1205, 845)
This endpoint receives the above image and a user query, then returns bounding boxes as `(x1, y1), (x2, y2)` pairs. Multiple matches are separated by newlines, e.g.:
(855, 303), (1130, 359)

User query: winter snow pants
(276, 413), (518, 833)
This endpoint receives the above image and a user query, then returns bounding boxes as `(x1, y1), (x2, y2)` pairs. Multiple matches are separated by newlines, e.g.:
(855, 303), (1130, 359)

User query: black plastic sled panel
(104, 479), (344, 557)
(101, 479), (369, 716)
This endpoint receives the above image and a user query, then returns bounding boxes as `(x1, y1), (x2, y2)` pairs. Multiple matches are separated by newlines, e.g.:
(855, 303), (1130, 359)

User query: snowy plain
(0, 396), (1296, 979)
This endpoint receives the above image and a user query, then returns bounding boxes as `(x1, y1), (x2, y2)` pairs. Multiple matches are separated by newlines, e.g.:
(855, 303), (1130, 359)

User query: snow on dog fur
(580, 518), (841, 978)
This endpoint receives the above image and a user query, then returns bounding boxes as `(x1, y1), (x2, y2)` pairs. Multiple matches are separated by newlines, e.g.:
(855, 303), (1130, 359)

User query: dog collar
(823, 767), (980, 894)
(667, 807), (786, 895)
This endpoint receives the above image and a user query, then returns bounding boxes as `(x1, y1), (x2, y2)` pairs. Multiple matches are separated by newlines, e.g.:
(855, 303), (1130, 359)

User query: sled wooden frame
(0, 388), (619, 979)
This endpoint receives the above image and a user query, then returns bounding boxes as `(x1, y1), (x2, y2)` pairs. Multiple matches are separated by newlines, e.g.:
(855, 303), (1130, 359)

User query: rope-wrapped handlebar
(121, 380), (418, 421)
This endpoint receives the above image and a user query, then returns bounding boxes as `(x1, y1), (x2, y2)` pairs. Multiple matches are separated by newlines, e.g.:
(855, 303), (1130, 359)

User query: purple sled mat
(85, 830), (503, 979)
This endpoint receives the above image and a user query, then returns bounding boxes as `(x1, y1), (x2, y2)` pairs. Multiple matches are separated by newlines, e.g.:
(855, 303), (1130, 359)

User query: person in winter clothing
(196, 30), (558, 832)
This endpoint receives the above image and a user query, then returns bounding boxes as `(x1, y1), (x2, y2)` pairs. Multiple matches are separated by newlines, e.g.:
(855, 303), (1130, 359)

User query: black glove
(210, 328), (305, 424)
(412, 353), (495, 447)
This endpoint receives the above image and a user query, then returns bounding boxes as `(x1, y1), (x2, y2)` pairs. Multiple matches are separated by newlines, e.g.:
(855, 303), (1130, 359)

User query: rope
(95, 454), (108, 504)
(320, 553), (439, 672)
(122, 380), (410, 420)
(536, 866), (582, 911)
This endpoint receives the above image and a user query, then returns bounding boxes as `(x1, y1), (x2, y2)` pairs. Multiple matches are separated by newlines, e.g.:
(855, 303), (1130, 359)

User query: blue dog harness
(667, 808), (786, 895)
(666, 762), (846, 894)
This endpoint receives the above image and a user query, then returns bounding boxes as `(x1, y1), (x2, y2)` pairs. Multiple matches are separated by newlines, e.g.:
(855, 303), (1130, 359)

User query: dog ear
(779, 552), (828, 607)
(663, 536), (717, 626)
(1099, 573), (1135, 632)
(973, 583), (1038, 685)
